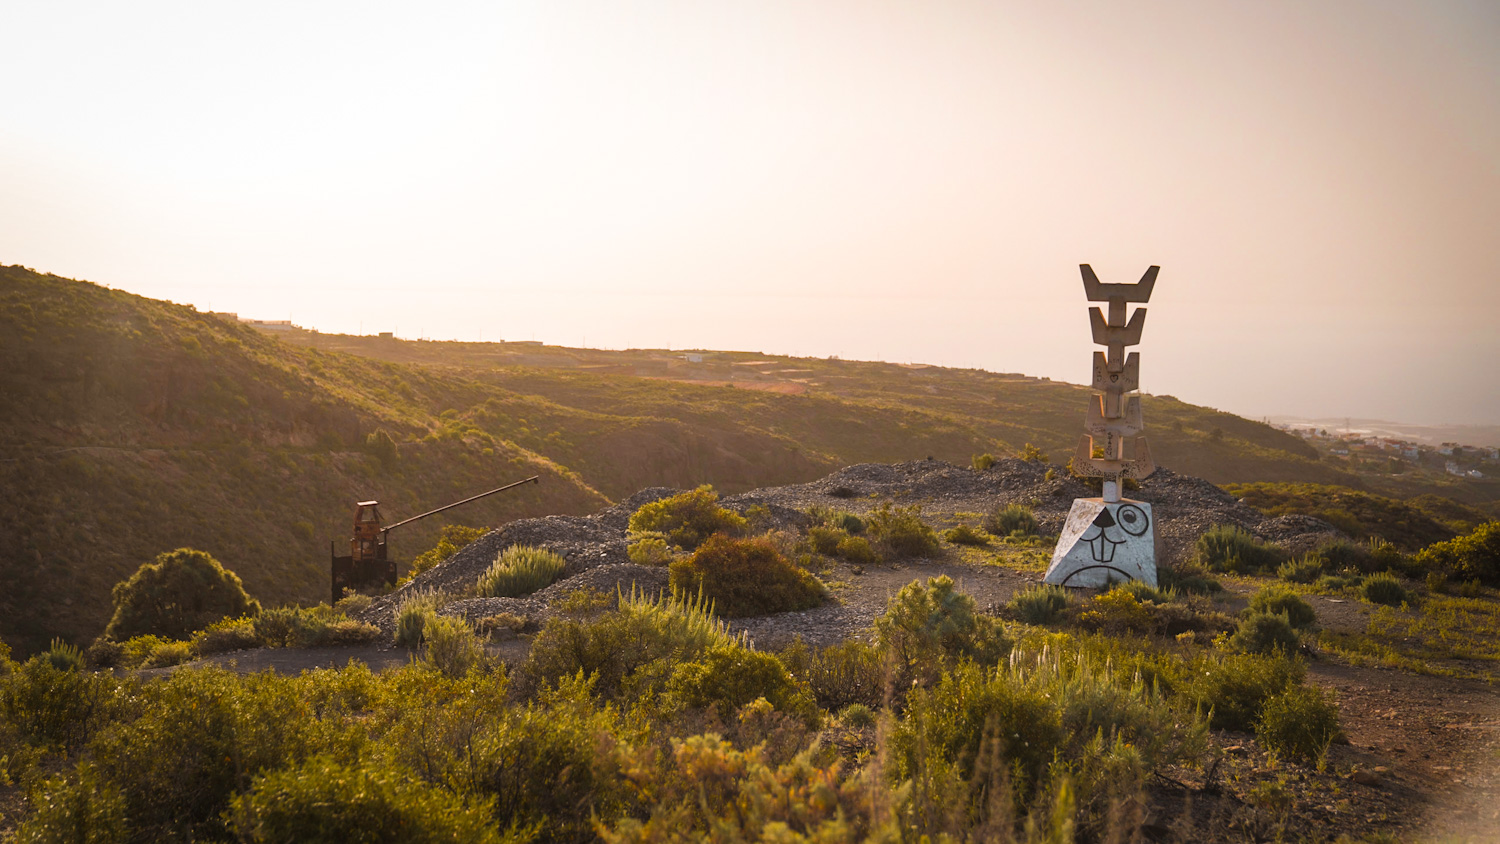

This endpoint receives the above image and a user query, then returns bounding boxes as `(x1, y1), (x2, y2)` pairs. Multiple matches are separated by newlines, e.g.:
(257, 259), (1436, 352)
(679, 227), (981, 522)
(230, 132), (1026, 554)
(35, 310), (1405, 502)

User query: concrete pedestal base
(1043, 497), (1158, 588)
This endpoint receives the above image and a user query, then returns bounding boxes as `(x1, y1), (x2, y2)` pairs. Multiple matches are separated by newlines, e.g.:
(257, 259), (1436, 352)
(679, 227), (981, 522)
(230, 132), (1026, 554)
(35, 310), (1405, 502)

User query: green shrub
(141, 640), (195, 668)
(833, 512), (865, 534)
(1078, 589), (1155, 634)
(1157, 563), (1223, 594)
(119, 635), (175, 669)
(79, 668), (312, 841)
(1195, 525), (1285, 573)
(840, 704), (877, 729)
(1248, 585), (1317, 630)
(1231, 611), (1301, 655)
(0, 657), (124, 752)
(836, 534), (879, 565)
(394, 592), (443, 648)
(807, 525), (846, 555)
(669, 534), (827, 618)
(1008, 584), (1069, 625)
(867, 503), (940, 558)
(406, 524), (487, 582)
(1315, 573), (1360, 592)
(465, 675), (631, 842)
(666, 643), (814, 721)
(14, 767), (129, 843)
(319, 618), (382, 646)
(103, 548), (261, 642)
(1415, 522), (1500, 586)
(44, 639), (83, 673)
(84, 638), (124, 669)
(626, 532), (675, 566)
(1278, 556), (1325, 584)
(423, 615), (485, 679)
(972, 453), (996, 471)
(892, 651), (1204, 835)
(229, 755), (507, 843)
(253, 606), (328, 648)
(1315, 538), (1371, 572)
(334, 592), (374, 616)
(524, 587), (739, 701)
(875, 576), (1007, 682)
(1360, 572), (1407, 606)
(1112, 580), (1172, 605)
(627, 485), (748, 551)
(192, 617), (260, 655)
(475, 545), (567, 598)
(984, 503), (1038, 537)
(1019, 443), (1049, 463)
(1256, 685), (1341, 764)
(943, 524), (991, 546)
(782, 639), (890, 711)
(1179, 649), (1304, 731)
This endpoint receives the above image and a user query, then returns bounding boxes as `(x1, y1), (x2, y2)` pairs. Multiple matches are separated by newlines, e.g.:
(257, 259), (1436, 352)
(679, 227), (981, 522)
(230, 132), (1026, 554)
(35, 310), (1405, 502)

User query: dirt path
(1306, 659), (1500, 841)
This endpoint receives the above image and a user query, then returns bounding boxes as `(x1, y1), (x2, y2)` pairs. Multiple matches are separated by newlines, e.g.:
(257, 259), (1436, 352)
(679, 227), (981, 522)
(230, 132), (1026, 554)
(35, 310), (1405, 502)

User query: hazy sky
(4, 1), (1497, 424)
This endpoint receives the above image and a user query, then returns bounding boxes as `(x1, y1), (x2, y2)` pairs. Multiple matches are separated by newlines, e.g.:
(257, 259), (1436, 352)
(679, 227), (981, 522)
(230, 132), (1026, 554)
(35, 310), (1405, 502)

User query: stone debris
(358, 459), (1343, 636)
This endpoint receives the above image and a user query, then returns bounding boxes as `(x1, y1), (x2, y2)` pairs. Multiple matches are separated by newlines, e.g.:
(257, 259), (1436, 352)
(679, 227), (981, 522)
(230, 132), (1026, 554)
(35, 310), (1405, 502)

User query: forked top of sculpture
(1081, 264), (1158, 303)
(1073, 264), (1158, 493)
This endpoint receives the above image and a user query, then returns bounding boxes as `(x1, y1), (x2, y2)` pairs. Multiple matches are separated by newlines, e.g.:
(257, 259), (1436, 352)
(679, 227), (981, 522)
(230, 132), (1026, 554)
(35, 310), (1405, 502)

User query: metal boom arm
(381, 476), (540, 534)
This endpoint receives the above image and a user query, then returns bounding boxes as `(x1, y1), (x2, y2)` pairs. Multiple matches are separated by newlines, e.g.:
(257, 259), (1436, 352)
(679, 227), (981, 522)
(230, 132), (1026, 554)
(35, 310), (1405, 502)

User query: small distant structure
(378, 332), (394, 339)
(681, 353), (704, 363)
(241, 318), (295, 331)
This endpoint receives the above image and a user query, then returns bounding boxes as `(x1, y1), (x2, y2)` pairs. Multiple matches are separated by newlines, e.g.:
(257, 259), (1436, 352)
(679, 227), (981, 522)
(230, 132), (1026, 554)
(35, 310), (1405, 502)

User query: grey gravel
(358, 459), (1344, 640)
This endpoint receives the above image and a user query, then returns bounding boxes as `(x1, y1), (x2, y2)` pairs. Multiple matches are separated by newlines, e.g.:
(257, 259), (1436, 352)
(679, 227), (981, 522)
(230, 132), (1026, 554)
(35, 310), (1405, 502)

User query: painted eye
(1116, 504), (1149, 536)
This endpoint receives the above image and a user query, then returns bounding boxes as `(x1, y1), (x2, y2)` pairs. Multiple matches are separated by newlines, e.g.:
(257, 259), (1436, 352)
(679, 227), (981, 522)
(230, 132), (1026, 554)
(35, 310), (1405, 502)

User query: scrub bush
(1360, 572), (1408, 606)
(984, 503), (1038, 537)
(867, 504), (940, 558)
(229, 755), (508, 843)
(876, 576), (1007, 682)
(971, 453), (996, 471)
(1248, 585), (1318, 630)
(1195, 525), (1285, 574)
(835, 534), (879, 565)
(394, 592), (443, 648)
(524, 587), (740, 701)
(669, 534), (827, 618)
(1177, 649), (1304, 731)
(103, 548), (261, 642)
(1256, 685), (1341, 764)
(475, 545), (567, 598)
(943, 524), (991, 546)
(1232, 611), (1302, 655)
(423, 615), (485, 679)
(1278, 556), (1325, 584)
(1007, 584), (1070, 625)
(665, 643), (815, 721)
(626, 532), (675, 566)
(627, 486), (747, 551)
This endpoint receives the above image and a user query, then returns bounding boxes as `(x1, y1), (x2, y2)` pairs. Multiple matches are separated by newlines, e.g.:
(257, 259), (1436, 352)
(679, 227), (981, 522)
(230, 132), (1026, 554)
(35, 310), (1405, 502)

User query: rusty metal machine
(330, 476), (540, 601)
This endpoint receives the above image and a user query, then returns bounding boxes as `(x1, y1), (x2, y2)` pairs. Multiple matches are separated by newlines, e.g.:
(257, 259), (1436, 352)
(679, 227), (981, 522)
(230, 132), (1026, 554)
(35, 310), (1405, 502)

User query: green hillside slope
(0, 264), (1384, 653)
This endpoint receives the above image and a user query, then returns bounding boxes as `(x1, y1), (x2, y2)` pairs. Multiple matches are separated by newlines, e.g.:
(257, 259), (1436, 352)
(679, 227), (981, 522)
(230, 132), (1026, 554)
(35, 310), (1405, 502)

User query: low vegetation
(669, 534), (828, 618)
(627, 485), (747, 551)
(474, 545), (567, 598)
(1196, 524), (1287, 573)
(866, 503), (941, 558)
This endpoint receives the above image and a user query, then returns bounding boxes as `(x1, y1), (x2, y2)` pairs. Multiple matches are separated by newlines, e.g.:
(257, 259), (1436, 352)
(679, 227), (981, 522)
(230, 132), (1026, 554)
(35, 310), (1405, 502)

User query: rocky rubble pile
(358, 459), (1341, 632)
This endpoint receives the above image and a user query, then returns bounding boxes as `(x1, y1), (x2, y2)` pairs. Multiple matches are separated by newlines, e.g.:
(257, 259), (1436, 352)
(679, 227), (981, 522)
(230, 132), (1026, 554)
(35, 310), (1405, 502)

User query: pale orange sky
(3, 1), (1497, 424)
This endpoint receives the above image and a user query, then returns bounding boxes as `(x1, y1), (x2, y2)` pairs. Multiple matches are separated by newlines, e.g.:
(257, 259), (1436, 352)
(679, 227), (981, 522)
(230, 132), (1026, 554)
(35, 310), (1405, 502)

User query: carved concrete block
(1044, 498), (1158, 588)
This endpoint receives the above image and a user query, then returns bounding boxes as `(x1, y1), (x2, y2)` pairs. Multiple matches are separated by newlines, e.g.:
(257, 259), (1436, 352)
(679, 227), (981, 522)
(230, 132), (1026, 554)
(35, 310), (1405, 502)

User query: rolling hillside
(0, 264), (1370, 652)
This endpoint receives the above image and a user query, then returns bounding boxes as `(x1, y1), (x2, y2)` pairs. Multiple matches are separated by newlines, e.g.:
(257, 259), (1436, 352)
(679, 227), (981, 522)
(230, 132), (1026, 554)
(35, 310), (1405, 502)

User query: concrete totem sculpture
(1043, 265), (1160, 588)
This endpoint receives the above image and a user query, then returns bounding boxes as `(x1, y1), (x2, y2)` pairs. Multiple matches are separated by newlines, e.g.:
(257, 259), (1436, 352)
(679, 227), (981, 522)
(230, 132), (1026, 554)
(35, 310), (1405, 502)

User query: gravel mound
(359, 460), (1344, 632)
